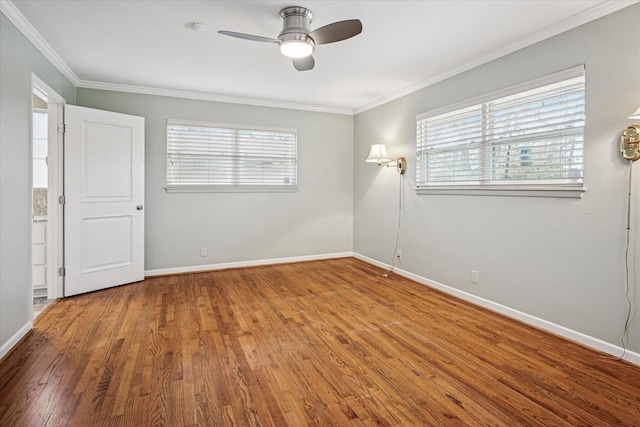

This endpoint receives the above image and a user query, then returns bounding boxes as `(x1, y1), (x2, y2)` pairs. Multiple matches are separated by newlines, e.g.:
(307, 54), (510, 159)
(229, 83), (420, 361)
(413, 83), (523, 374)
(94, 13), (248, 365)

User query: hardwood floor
(1, 258), (639, 426)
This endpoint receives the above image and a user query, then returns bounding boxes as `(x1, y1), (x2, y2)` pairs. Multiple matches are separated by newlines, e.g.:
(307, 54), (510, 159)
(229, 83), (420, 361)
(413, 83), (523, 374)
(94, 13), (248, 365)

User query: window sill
(415, 184), (585, 198)
(165, 185), (298, 193)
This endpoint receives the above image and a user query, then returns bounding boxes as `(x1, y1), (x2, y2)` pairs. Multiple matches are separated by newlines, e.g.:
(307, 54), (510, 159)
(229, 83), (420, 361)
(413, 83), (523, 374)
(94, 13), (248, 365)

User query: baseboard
(353, 253), (640, 366)
(33, 287), (48, 298)
(145, 252), (354, 277)
(0, 320), (33, 361)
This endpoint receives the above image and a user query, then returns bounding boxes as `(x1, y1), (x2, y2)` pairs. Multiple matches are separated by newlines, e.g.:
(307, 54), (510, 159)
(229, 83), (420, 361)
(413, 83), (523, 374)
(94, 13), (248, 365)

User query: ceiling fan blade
(307, 19), (362, 45)
(218, 30), (280, 43)
(293, 56), (315, 71)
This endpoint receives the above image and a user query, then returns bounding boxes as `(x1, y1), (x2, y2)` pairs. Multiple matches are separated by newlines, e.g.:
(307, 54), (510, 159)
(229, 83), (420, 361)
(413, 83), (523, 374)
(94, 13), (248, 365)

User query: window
(166, 120), (297, 192)
(416, 66), (585, 197)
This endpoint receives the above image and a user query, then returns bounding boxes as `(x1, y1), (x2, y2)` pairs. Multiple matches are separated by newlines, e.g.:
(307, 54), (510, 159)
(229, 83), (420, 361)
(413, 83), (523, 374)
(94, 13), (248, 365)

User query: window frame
(165, 119), (298, 193)
(415, 65), (586, 198)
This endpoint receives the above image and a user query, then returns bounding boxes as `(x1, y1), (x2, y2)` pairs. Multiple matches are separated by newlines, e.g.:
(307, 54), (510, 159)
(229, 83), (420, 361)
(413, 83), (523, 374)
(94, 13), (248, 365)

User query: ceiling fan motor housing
(278, 6), (314, 46)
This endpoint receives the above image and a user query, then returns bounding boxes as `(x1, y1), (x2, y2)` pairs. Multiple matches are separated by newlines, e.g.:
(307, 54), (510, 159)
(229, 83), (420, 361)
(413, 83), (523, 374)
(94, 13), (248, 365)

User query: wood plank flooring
(1, 258), (639, 426)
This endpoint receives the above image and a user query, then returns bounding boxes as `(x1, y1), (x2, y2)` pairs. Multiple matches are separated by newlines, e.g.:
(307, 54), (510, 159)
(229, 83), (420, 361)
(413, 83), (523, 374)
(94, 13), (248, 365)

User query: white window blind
(416, 66), (585, 197)
(166, 120), (297, 192)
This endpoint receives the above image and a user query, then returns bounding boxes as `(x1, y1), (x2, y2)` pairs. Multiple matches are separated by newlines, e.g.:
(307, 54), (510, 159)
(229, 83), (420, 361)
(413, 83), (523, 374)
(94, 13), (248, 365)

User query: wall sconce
(365, 144), (406, 174)
(621, 107), (640, 161)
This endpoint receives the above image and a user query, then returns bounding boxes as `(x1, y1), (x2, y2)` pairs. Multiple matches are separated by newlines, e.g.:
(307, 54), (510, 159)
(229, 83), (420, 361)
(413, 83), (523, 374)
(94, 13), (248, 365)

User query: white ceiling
(4, 0), (636, 114)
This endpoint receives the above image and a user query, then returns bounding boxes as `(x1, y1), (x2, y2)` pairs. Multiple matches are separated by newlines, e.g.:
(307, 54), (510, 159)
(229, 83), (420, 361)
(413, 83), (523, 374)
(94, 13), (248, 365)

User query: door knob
(136, 205), (144, 210)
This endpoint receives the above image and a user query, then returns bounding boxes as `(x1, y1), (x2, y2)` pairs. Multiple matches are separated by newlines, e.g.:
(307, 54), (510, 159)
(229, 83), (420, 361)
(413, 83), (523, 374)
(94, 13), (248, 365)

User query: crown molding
(4, 0), (636, 116)
(0, 0), (79, 86)
(76, 80), (354, 115)
(1, 0), (352, 115)
(353, 0), (639, 115)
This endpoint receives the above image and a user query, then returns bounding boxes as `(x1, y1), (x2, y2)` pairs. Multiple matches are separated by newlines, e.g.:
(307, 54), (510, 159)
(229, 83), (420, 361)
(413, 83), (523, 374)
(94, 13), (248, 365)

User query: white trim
(144, 252), (354, 277)
(415, 184), (586, 199)
(32, 74), (65, 300)
(77, 80), (354, 116)
(5, 0), (634, 116)
(166, 119), (299, 192)
(165, 185), (299, 194)
(0, 321), (32, 361)
(414, 67), (585, 196)
(353, 1), (637, 114)
(353, 253), (640, 367)
(1, 0), (78, 86)
(51, 102), (65, 299)
(0, 1), (349, 115)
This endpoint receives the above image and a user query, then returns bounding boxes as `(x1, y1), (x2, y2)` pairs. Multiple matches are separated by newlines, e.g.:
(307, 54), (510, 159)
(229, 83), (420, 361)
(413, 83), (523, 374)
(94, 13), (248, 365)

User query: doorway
(31, 93), (50, 317)
(30, 76), (145, 311)
(31, 75), (64, 319)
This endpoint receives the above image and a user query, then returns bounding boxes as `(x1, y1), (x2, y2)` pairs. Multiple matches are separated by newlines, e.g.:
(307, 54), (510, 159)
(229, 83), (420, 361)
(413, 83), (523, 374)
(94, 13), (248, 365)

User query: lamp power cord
(383, 172), (403, 277)
(619, 159), (635, 360)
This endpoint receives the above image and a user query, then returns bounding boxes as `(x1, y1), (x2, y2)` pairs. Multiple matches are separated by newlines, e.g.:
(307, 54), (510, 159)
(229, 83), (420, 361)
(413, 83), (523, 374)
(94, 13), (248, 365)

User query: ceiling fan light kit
(280, 41), (314, 58)
(218, 6), (362, 71)
(280, 37), (314, 58)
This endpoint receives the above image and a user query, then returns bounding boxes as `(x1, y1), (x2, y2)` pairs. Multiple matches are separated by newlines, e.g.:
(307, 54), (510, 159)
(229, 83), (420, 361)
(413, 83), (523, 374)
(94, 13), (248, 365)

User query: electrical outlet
(200, 247), (207, 257)
(395, 250), (402, 260)
(471, 270), (479, 284)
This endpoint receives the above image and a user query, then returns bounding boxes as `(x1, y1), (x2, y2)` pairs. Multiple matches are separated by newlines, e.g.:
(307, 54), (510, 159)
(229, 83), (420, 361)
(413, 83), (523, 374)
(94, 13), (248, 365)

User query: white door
(64, 105), (145, 297)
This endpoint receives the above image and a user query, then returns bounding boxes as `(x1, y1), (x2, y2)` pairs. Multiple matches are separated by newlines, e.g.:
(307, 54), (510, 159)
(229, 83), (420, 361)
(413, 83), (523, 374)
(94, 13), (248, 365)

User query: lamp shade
(365, 144), (392, 163)
(629, 107), (640, 120)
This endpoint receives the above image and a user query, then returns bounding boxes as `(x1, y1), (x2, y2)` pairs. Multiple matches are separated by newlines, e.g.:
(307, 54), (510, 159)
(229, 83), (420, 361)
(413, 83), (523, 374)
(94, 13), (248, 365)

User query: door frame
(32, 74), (65, 300)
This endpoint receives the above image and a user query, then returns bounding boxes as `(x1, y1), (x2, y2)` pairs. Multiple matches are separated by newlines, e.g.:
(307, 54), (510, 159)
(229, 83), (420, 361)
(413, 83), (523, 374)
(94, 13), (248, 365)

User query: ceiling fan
(218, 6), (362, 71)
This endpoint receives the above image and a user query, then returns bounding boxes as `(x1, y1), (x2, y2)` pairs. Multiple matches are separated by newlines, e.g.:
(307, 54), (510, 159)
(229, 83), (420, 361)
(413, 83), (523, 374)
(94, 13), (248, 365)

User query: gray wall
(76, 89), (354, 272)
(2, 4), (639, 358)
(0, 14), (75, 351)
(354, 5), (640, 352)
